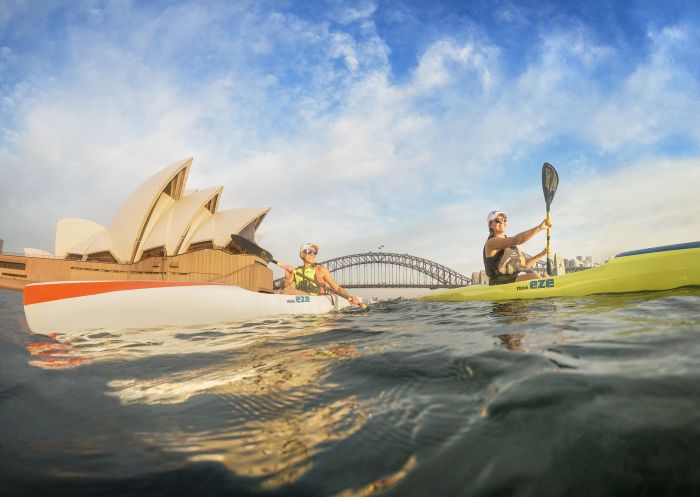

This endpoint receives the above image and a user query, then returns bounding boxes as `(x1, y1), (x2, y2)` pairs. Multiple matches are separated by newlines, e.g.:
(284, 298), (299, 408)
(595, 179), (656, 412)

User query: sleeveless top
(483, 235), (520, 286)
(294, 264), (321, 295)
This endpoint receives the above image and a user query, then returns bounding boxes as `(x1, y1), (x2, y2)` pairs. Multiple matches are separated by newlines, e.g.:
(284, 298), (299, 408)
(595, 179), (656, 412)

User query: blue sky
(1, 0), (700, 275)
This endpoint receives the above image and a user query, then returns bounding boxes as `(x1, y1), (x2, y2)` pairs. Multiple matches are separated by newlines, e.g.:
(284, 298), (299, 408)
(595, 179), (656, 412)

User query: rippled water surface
(1, 288), (700, 497)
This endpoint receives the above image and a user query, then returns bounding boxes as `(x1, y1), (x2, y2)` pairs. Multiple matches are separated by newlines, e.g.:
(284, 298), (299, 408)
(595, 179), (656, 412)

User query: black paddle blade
(230, 234), (274, 263)
(542, 162), (559, 208)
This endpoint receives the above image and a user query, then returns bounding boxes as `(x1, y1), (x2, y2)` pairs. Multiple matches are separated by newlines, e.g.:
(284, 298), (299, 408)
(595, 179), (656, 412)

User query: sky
(1, 0), (700, 279)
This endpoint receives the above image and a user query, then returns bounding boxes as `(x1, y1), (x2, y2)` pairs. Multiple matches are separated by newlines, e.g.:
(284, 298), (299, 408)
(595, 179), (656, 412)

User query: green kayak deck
(419, 241), (700, 301)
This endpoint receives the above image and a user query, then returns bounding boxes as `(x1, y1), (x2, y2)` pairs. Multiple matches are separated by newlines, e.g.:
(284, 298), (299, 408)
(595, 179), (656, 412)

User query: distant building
(554, 253), (566, 275)
(0, 239), (4, 254)
(558, 253), (596, 272)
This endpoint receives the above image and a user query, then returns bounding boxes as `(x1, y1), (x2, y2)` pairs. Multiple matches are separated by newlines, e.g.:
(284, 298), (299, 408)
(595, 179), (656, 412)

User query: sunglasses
(302, 249), (318, 255)
(493, 218), (507, 224)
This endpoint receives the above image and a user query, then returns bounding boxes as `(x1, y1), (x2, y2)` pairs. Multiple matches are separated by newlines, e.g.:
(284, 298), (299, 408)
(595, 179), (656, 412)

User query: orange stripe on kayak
(23, 281), (216, 306)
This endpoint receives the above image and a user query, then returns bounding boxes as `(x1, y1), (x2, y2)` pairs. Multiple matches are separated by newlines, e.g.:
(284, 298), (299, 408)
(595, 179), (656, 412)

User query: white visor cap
(300, 242), (318, 252)
(486, 210), (506, 225)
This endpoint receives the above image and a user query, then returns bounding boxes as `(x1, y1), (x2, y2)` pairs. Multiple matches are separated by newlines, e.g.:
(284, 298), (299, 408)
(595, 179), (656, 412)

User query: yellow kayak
(419, 241), (700, 301)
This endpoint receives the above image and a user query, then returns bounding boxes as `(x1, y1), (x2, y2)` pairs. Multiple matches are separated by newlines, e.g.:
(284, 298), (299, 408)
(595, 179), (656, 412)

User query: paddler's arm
(279, 263), (296, 290)
(523, 248), (548, 268)
(316, 266), (360, 305)
(486, 219), (552, 252)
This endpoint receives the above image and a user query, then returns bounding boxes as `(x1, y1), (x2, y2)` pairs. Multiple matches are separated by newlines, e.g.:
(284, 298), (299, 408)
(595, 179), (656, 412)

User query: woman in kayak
(484, 210), (551, 285)
(279, 243), (360, 305)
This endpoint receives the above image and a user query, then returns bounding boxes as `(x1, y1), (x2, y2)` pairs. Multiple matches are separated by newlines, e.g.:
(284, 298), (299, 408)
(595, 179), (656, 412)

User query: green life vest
(294, 264), (320, 295)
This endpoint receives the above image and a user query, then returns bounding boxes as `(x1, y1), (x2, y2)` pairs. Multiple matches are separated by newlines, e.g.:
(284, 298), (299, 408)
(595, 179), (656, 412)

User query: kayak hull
(23, 281), (351, 334)
(419, 241), (700, 301)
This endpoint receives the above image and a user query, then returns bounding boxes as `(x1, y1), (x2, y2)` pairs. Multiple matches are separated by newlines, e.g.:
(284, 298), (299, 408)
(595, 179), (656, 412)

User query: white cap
(300, 242), (318, 252)
(486, 210), (506, 225)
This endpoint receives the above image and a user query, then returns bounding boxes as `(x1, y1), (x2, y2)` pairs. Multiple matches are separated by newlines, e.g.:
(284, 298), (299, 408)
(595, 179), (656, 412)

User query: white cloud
(412, 39), (495, 91)
(573, 25), (700, 150)
(330, 32), (360, 71)
(332, 0), (377, 25)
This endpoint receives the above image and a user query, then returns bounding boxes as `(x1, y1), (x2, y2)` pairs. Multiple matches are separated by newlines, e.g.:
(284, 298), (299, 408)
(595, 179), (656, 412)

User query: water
(1, 287), (699, 497)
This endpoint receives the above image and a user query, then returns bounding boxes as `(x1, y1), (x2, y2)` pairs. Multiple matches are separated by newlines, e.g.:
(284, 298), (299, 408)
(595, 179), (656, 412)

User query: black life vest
(483, 235), (523, 286)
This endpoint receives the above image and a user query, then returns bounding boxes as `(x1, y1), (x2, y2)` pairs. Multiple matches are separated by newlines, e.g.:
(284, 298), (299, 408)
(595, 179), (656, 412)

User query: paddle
(541, 162), (559, 275)
(230, 234), (366, 308)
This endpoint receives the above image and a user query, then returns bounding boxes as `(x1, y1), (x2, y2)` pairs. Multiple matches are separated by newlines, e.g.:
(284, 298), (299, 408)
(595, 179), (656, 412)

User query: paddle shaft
(546, 209), (552, 275)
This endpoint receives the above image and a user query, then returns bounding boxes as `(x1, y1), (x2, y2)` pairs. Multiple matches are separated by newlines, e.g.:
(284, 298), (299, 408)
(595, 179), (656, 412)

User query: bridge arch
(287, 252), (472, 289)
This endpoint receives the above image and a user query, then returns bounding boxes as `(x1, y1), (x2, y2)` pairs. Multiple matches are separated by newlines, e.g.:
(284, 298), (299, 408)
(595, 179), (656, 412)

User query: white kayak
(23, 280), (355, 334)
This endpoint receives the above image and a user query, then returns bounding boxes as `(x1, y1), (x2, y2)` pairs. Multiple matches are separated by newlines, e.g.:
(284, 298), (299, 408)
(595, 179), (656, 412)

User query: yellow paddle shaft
(546, 211), (551, 258)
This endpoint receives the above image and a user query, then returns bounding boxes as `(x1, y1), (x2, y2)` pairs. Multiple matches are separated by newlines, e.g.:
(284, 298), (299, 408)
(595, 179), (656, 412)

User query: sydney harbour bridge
(275, 251), (473, 289)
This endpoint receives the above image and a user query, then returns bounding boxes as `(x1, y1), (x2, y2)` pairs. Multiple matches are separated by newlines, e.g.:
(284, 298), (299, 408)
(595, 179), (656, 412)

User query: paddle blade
(542, 162), (559, 208)
(230, 234), (274, 263)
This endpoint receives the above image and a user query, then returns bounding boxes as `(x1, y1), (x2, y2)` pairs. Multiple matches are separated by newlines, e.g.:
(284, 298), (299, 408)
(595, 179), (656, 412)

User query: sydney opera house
(0, 158), (274, 292)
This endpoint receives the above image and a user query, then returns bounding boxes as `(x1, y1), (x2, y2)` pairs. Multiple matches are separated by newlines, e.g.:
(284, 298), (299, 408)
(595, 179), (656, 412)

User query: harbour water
(1, 287), (699, 496)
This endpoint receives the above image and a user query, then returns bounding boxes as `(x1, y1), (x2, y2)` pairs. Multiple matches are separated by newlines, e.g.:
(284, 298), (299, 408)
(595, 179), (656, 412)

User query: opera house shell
(0, 158), (274, 292)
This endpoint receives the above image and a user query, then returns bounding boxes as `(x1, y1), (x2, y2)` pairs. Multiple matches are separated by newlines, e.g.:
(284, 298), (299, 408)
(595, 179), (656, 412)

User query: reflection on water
(2, 289), (700, 496)
(491, 300), (543, 324)
(24, 315), (378, 490)
(490, 300), (560, 352)
(496, 332), (524, 351)
(143, 396), (367, 489)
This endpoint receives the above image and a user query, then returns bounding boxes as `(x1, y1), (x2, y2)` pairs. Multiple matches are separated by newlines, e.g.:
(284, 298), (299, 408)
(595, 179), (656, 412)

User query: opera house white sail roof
(48, 158), (269, 264)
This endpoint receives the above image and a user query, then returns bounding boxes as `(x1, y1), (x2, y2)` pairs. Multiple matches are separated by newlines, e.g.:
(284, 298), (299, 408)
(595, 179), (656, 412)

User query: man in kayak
(279, 243), (361, 305)
(484, 210), (551, 285)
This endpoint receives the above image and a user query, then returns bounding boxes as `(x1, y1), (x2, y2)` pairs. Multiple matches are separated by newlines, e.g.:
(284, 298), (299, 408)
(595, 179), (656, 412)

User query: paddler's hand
(540, 218), (552, 230)
(347, 295), (367, 309)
